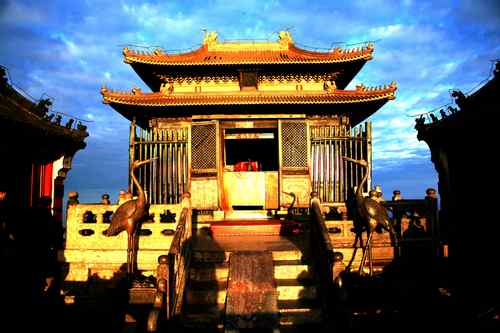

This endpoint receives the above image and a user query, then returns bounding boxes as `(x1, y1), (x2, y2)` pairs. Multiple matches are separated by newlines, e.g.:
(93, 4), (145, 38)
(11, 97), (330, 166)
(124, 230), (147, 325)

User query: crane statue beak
(135, 157), (159, 167)
(342, 156), (368, 166)
(342, 156), (357, 163)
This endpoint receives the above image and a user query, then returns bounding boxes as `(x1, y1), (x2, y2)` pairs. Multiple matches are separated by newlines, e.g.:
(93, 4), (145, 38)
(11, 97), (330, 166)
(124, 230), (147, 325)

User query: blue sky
(1, 0), (499, 203)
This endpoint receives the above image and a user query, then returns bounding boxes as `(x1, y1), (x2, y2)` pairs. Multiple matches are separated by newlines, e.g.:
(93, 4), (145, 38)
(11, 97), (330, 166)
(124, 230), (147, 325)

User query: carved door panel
(190, 121), (219, 209)
(191, 121), (218, 176)
(279, 120), (311, 208)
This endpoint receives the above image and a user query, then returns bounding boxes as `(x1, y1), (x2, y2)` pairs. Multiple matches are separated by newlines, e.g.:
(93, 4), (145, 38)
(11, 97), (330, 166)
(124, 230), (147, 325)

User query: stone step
(182, 305), (324, 329)
(189, 263), (229, 282)
(275, 278), (316, 287)
(279, 307), (323, 326)
(274, 261), (311, 280)
(277, 299), (322, 309)
(222, 210), (270, 220)
(182, 310), (323, 330)
(277, 285), (317, 301)
(191, 249), (303, 264)
(188, 279), (228, 291)
(185, 289), (227, 305)
(272, 250), (304, 261)
(189, 258), (311, 282)
(181, 304), (224, 328)
(185, 284), (317, 306)
(278, 324), (325, 333)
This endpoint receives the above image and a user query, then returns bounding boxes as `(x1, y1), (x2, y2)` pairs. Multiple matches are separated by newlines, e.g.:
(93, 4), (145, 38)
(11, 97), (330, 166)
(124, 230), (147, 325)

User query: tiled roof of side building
(123, 31), (374, 66)
(101, 83), (397, 107)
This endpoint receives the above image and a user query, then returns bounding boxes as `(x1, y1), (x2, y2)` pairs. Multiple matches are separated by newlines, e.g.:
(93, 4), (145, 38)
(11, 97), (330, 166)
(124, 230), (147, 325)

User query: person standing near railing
(424, 188), (440, 254)
(101, 194), (111, 205)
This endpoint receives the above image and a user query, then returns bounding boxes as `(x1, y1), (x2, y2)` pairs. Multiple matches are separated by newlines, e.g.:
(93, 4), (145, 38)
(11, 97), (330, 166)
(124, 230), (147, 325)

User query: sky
(1, 0), (499, 204)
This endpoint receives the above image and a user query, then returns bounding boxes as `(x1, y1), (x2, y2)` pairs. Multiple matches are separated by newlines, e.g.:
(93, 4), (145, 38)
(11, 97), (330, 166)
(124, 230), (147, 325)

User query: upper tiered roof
(123, 31), (373, 66)
(124, 31), (374, 91)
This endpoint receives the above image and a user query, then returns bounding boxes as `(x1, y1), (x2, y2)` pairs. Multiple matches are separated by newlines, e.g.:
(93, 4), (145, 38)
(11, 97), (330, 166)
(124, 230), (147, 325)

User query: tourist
(374, 185), (385, 202)
(425, 188), (437, 199)
(117, 190), (127, 205)
(392, 190), (402, 201)
(67, 191), (79, 206)
(101, 193), (111, 205)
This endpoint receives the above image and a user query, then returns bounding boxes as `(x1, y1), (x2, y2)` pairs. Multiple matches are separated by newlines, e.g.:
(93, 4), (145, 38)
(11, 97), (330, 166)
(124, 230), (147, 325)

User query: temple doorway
(222, 127), (279, 211)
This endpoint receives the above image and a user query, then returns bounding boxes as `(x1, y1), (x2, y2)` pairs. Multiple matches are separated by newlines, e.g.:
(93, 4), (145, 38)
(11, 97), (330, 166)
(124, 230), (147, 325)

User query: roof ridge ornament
(389, 81), (397, 91)
(203, 31), (218, 46)
(356, 84), (366, 91)
(278, 31), (293, 46)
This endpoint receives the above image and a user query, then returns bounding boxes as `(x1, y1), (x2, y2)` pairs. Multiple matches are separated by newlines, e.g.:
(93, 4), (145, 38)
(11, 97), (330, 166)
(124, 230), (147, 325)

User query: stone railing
(61, 202), (183, 281)
(309, 193), (344, 313)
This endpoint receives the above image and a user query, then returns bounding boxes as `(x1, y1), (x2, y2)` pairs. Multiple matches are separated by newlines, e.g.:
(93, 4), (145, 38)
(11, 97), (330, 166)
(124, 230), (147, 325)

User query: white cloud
(369, 24), (403, 38)
(2, 0), (499, 200)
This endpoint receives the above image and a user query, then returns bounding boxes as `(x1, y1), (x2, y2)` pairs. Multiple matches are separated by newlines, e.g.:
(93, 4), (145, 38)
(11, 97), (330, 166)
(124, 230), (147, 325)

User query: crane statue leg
(127, 233), (133, 274)
(347, 230), (364, 272)
(368, 234), (373, 276)
(359, 230), (374, 275)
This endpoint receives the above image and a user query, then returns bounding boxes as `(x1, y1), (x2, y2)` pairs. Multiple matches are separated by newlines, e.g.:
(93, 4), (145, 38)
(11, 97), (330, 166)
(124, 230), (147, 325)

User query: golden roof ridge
(122, 31), (374, 65)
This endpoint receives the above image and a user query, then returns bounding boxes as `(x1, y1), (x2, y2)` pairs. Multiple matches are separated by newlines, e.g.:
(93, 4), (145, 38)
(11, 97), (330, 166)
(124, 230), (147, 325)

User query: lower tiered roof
(101, 83), (396, 126)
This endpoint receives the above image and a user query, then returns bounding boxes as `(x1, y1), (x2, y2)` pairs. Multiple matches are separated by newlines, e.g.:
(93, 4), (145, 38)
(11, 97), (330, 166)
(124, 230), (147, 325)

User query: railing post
(147, 254), (169, 332)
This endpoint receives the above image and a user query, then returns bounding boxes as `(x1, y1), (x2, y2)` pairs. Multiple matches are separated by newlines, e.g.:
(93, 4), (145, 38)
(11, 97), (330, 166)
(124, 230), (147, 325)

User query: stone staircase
(181, 240), (324, 332)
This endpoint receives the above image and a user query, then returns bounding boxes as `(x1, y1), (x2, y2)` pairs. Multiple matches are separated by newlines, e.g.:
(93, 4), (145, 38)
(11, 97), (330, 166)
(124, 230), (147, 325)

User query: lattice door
(191, 122), (217, 175)
(280, 120), (309, 171)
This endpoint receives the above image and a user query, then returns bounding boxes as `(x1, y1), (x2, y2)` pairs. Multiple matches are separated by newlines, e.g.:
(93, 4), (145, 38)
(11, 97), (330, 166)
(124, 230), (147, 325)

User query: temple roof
(101, 82), (396, 126)
(0, 74), (88, 160)
(123, 33), (373, 66)
(124, 32), (374, 91)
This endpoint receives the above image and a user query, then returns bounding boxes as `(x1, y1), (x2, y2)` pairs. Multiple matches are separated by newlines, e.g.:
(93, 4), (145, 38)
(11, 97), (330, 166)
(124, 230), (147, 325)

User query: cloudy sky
(1, 0), (499, 203)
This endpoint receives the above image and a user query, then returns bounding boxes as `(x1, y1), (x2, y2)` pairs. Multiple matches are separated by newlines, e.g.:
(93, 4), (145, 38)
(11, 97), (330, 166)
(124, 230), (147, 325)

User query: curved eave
(122, 43), (373, 66)
(0, 96), (88, 160)
(102, 88), (395, 107)
(102, 84), (395, 126)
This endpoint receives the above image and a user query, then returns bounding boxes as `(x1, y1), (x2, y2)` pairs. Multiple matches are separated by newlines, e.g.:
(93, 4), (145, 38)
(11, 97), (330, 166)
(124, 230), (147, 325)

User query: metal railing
(311, 122), (371, 203)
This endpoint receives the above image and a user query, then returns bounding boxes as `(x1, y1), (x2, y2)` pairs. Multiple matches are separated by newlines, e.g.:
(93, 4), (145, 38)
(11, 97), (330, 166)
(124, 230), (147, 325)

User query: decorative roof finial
(278, 31), (293, 44)
(203, 31), (218, 45)
(100, 84), (108, 94)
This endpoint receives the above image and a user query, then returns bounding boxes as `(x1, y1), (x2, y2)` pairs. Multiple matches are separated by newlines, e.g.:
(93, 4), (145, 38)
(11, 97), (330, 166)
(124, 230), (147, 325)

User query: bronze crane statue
(343, 156), (397, 275)
(103, 157), (157, 275)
